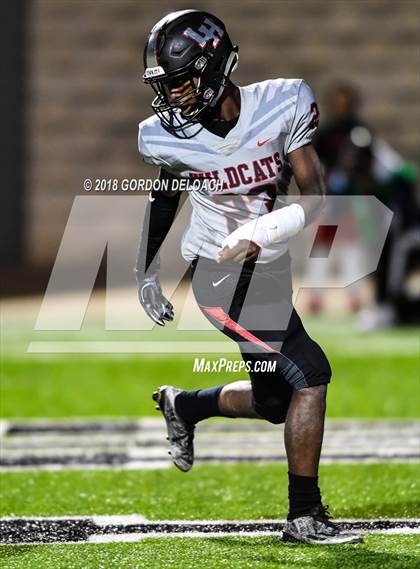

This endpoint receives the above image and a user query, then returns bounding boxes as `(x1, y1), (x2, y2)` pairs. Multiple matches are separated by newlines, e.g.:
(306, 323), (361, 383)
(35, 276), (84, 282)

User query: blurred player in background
(309, 80), (419, 327)
(308, 81), (372, 314)
(135, 9), (361, 544)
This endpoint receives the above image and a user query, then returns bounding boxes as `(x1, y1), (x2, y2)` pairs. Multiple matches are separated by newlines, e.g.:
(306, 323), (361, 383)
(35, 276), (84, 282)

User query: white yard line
(0, 421), (10, 437)
(87, 531), (281, 542)
(0, 461), (172, 472)
(27, 341), (239, 354)
(1, 418), (418, 470)
(0, 517), (419, 545)
(86, 526), (420, 543)
(3, 417), (418, 430)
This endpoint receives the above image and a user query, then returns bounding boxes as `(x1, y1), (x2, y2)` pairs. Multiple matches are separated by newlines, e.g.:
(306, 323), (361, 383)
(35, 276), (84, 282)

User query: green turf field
(1, 318), (419, 418)
(1, 464), (419, 568)
(1, 464), (418, 518)
(1, 535), (419, 569)
(1, 352), (418, 418)
(1, 316), (419, 567)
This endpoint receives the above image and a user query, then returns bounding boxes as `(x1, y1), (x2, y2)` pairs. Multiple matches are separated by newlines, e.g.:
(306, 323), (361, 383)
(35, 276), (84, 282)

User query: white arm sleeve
(221, 203), (306, 250)
(284, 80), (319, 156)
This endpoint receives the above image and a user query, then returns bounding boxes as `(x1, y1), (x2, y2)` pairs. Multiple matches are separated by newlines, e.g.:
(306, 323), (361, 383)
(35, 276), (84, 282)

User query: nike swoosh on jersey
(212, 274), (232, 287)
(257, 137), (272, 146)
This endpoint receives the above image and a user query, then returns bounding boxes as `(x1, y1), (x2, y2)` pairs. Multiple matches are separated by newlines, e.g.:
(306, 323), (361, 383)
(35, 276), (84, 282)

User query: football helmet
(143, 9), (239, 138)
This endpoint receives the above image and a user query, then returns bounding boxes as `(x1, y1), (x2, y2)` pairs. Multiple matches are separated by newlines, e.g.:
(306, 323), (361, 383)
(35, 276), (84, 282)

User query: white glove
(138, 274), (174, 326)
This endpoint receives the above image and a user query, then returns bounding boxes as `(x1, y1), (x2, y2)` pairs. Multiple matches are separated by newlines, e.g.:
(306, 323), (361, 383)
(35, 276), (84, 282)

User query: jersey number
(218, 183), (277, 234)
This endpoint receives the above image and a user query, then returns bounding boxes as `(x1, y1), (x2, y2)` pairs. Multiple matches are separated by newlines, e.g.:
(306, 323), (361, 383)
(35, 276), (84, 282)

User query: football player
(135, 9), (361, 545)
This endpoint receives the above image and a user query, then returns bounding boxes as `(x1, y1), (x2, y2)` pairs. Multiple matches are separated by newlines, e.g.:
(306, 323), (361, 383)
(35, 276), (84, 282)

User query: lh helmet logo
(183, 17), (224, 49)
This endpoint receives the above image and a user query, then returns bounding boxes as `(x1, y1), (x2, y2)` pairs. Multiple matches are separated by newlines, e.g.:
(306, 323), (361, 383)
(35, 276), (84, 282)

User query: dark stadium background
(1, 0), (418, 292)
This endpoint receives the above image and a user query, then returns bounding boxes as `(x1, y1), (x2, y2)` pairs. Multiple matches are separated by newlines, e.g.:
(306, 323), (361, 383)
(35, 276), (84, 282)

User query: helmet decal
(183, 18), (224, 49)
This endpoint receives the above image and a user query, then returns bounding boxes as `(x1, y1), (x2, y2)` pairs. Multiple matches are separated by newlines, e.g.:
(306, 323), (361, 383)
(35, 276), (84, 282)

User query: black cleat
(282, 505), (363, 545)
(153, 385), (195, 472)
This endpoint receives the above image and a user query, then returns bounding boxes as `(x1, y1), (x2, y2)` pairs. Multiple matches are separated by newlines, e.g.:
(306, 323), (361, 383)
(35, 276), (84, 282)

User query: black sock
(287, 472), (322, 520)
(175, 385), (225, 425)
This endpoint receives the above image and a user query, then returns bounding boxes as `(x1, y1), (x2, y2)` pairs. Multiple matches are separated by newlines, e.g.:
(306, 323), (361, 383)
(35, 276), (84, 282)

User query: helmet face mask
(147, 69), (206, 137)
(143, 10), (238, 138)
(150, 67), (202, 115)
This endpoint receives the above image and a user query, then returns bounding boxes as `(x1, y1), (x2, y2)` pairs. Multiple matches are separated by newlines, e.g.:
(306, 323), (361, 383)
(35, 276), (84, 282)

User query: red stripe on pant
(201, 306), (279, 354)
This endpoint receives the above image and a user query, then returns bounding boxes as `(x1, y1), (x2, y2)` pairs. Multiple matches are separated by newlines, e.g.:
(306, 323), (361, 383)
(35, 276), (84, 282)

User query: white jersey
(138, 78), (318, 263)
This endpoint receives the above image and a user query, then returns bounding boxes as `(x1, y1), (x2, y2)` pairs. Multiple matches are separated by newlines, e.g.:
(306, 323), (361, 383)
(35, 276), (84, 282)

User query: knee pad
(253, 394), (291, 425)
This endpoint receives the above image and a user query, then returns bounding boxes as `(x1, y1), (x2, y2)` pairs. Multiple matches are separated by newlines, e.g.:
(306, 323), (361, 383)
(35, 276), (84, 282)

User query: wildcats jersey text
(138, 78), (319, 263)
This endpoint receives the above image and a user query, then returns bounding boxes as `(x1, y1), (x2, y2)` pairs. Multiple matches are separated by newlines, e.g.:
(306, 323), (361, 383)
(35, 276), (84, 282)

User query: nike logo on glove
(257, 137), (272, 146)
(212, 274), (231, 287)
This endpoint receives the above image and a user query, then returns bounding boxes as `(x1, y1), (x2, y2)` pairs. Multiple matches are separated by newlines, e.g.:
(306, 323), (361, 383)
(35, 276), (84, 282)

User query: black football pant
(190, 253), (331, 424)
